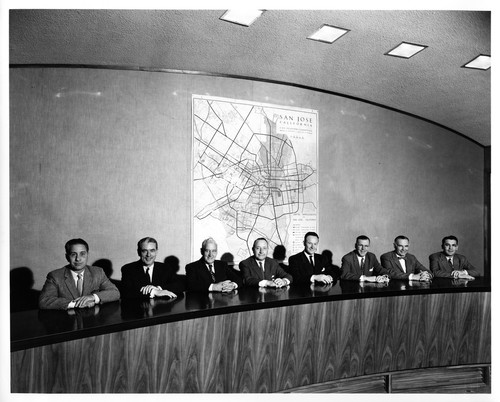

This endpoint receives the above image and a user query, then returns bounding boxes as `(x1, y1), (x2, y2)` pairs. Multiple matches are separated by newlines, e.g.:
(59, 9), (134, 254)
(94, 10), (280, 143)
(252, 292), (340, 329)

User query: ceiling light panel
(220, 10), (264, 27)
(463, 54), (491, 70)
(386, 42), (427, 59)
(307, 24), (349, 44)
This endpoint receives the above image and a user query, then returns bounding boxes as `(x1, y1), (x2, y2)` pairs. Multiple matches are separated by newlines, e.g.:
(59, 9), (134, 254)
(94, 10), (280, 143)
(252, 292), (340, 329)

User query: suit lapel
(64, 267), (80, 298)
(393, 253), (404, 272)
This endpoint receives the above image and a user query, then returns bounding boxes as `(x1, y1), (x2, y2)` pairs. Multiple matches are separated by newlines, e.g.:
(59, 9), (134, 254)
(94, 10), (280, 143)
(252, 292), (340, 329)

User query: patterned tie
(208, 264), (215, 282)
(448, 258), (453, 269)
(309, 255), (314, 267)
(77, 273), (83, 296)
(360, 257), (365, 271)
(259, 261), (264, 272)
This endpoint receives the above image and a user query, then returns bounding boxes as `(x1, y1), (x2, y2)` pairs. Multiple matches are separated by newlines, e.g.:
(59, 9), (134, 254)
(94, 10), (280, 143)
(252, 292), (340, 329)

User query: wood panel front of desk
(12, 292), (490, 393)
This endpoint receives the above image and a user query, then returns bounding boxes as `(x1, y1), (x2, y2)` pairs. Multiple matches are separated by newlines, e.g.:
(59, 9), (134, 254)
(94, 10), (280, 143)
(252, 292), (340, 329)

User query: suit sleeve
(38, 272), (72, 310)
(120, 265), (143, 298)
(185, 263), (208, 292)
(92, 268), (120, 303)
(372, 256), (389, 276)
(429, 254), (451, 278)
(161, 271), (185, 295)
(274, 262), (293, 283)
(288, 255), (310, 284)
(225, 266), (243, 288)
(340, 256), (360, 280)
(459, 256), (481, 277)
(239, 260), (261, 287)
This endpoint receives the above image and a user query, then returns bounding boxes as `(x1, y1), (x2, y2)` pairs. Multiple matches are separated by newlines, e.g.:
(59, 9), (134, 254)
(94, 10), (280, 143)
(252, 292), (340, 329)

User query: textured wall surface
(9, 67), (485, 289)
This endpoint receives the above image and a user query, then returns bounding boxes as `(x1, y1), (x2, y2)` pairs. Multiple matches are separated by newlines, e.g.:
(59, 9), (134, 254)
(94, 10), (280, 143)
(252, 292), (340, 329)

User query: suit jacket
(185, 258), (243, 291)
(39, 265), (120, 310)
(340, 251), (388, 280)
(288, 252), (334, 284)
(239, 256), (293, 287)
(120, 260), (185, 298)
(429, 252), (480, 278)
(380, 251), (430, 280)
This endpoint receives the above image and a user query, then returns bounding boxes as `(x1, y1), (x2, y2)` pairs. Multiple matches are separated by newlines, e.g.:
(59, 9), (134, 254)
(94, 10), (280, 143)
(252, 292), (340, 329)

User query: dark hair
(442, 235), (458, 246)
(394, 235), (409, 243)
(137, 237), (158, 254)
(304, 232), (319, 241)
(65, 238), (89, 254)
(273, 245), (286, 260)
(356, 235), (370, 243)
(252, 238), (268, 248)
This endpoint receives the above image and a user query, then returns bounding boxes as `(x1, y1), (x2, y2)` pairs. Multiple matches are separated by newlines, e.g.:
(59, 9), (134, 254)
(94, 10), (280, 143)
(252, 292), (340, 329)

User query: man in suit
(121, 237), (184, 298)
(429, 235), (479, 279)
(239, 238), (293, 287)
(39, 238), (120, 310)
(185, 237), (241, 292)
(288, 232), (334, 285)
(340, 235), (390, 282)
(380, 235), (432, 281)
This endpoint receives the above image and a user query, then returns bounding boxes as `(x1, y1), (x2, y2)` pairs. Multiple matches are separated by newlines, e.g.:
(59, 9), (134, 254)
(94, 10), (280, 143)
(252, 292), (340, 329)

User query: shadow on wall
(321, 249), (342, 280)
(93, 258), (122, 292)
(164, 255), (186, 287)
(10, 266), (41, 312)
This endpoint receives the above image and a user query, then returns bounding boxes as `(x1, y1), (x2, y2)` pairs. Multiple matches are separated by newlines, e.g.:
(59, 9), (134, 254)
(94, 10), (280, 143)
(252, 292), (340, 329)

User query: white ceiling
(9, 9), (491, 146)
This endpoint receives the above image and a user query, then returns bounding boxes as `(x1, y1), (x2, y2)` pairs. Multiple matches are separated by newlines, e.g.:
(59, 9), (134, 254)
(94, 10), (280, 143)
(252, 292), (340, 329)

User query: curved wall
(9, 67), (485, 288)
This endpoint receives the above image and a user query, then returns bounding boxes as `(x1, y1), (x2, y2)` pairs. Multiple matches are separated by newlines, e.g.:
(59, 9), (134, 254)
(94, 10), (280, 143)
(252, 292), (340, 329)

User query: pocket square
(321, 268), (325, 272)
(369, 267), (374, 272)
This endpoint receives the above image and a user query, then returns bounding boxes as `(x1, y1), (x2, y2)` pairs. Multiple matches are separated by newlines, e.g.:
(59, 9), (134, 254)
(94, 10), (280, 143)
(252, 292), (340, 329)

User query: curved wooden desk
(11, 277), (490, 393)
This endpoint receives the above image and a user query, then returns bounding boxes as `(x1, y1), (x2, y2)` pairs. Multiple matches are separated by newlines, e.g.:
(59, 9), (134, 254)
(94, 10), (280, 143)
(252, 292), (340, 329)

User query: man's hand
(213, 280), (237, 292)
(414, 271), (432, 282)
(73, 295), (96, 308)
(452, 270), (475, 280)
(140, 285), (161, 296)
(312, 274), (333, 284)
(149, 288), (177, 298)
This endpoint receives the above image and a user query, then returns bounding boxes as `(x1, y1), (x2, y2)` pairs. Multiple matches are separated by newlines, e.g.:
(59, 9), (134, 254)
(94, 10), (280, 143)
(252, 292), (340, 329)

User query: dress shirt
(398, 256), (407, 273)
(143, 264), (162, 290)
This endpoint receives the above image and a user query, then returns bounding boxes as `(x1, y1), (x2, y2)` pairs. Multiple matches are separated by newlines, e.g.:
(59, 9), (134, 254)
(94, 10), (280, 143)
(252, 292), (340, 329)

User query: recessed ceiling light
(220, 10), (264, 27)
(307, 24), (349, 44)
(463, 54), (491, 70)
(385, 42), (427, 59)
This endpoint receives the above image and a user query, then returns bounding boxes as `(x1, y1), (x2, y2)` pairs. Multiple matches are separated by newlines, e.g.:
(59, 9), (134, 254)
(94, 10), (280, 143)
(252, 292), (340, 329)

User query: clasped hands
(71, 295), (96, 308)
(212, 280), (238, 292)
(451, 270), (475, 280)
(413, 271), (433, 282)
(263, 277), (289, 288)
(312, 274), (334, 284)
(140, 285), (177, 298)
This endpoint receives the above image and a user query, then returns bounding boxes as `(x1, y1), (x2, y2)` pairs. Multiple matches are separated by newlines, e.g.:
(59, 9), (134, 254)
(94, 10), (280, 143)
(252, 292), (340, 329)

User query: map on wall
(192, 95), (318, 263)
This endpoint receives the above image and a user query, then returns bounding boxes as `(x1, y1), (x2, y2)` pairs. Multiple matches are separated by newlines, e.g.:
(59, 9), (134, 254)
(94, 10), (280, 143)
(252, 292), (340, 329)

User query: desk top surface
(11, 277), (490, 351)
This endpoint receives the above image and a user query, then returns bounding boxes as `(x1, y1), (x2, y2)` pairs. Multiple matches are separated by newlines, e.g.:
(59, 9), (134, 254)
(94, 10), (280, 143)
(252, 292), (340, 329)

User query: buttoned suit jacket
(288, 252), (333, 284)
(340, 251), (388, 280)
(429, 252), (480, 278)
(239, 256), (293, 287)
(39, 265), (120, 310)
(380, 251), (430, 280)
(120, 260), (185, 298)
(185, 258), (243, 291)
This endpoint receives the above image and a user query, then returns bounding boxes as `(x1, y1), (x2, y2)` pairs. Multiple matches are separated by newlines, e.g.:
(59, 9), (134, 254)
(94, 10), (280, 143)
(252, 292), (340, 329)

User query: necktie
(360, 257), (365, 271)
(259, 261), (264, 272)
(208, 264), (215, 282)
(77, 273), (83, 296)
(146, 267), (151, 283)
(309, 255), (314, 267)
(448, 258), (453, 269)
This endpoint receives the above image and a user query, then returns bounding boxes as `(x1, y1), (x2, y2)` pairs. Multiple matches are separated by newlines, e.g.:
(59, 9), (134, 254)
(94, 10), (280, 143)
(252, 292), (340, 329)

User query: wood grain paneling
(11, 292), (490, 392)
